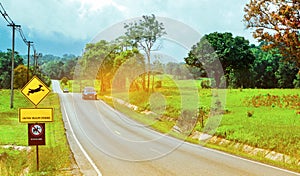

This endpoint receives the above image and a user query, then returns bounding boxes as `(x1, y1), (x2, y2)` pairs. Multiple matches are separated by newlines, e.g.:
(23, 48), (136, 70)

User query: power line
(0, 2), (38, 50)
(0, 2), (39, 108)
(17, 27), (28, 44)
(0, 3), (13, 25)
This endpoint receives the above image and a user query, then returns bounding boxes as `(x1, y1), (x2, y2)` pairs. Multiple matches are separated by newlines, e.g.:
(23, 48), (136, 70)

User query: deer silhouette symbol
(27, 85), (44, 96)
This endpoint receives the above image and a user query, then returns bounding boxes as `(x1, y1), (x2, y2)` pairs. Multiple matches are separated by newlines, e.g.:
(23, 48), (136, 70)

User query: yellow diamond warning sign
(21, 76), (50, 106)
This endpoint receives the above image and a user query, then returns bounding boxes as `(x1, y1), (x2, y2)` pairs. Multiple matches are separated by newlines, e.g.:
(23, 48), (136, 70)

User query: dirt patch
(1, 145), (31, 152)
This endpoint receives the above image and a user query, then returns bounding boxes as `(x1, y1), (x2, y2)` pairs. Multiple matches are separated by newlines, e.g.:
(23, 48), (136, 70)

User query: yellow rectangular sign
(19, 108), (53, 123)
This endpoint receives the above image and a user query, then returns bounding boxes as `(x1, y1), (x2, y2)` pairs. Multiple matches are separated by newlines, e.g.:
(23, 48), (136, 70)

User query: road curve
(52, 80), (300, 176)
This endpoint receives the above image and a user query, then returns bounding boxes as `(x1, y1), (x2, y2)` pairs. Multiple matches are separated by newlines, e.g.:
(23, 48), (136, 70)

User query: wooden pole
(36, 145), (39, 171)
(8, 23), (20, 108)
(27, 41), (33, 82)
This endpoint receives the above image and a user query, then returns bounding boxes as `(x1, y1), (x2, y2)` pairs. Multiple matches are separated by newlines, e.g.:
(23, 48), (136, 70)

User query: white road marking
(60, 87), (102, 176)
(149, 148), (162, 155)
(186, 142), (300, 175)
(115, 130), (121, 135)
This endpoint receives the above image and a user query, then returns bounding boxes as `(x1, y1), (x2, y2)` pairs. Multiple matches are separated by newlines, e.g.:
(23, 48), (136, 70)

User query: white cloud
(1, 0), (127, 41)
(0, 0), (257, 55)
(75, 0), (127, 18)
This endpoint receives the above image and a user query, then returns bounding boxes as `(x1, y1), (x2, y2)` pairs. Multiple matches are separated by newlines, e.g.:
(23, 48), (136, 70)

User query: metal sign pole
(36, 144), (39, 171)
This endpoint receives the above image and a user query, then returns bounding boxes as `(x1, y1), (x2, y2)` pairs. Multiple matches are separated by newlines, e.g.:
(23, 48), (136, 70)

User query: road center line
(114, 130), (121, 135)
(149, 148), (162, 155)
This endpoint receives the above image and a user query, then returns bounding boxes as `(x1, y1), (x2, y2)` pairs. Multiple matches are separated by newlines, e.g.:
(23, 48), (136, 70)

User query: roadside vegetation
(0, 90), (80, 175)
(98, 80), (300, 172)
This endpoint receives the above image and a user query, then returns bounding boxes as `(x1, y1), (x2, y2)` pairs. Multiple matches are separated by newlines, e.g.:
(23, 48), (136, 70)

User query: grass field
(97, 76), (300, 172)
(0, 90), (79, 175)
(60, 77), (300, 172)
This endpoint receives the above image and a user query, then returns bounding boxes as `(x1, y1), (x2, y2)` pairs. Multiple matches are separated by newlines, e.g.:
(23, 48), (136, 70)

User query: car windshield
(84, 87), (95, 92)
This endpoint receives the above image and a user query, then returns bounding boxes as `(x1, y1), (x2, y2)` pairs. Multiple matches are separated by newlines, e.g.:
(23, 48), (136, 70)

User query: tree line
(74, 12), (299, 92)
(0, 50), (78, 89)
(1, 0), (299, 90)
(185, 32), (300, 88)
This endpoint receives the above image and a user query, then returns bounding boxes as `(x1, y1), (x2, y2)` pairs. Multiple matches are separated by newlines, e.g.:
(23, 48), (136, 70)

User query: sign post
(28, 123), (45, 171)
(19, 76), (53, 171)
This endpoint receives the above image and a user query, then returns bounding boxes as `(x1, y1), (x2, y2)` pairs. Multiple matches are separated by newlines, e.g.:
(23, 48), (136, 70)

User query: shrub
(61, 77), (68, 86)
(201, 80), (211, 89)
(247, 111), (254, 117)
(155, 80), (162, 88)
(293, 72), (300, 88)
(176, 109), (198, 134)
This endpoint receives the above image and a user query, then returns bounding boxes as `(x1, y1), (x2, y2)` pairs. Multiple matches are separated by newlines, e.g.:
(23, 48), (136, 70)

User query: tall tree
(81, 40), (118, 92)
(113, 49), (145, 91)
(251, 45), (281, 88)
(185, 32), (255, 88)
(244, 0), (300, 67)
(250, 43), (298, 88)
(124, 14), (166, 92)
(63, 57), (78, 79)
(0, 49), (23, 89)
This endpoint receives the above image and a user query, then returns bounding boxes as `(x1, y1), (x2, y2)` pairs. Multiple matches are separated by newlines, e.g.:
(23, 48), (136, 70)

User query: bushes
(155, 80), (162, 88)
(61, 77), (68, 86)
(176, 109), (198, 134)
(293, 73), (300, 88)
(200, 79), (211, 89)
(244, 94), (300, 109)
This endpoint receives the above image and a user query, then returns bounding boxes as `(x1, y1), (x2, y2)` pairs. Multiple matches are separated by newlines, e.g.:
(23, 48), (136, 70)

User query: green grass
(0, 89), (79, 175)
(216, 89), (300, 155)
(99, 77), (300, 173)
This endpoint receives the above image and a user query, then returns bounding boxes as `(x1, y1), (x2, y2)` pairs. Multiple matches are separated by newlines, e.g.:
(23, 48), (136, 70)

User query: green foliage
(177, 109), (198, 134)
(80, 40), (146, 93)
(113, 49), (145, 90)
(294, 73), (300, 88)
(108, 79), (300, 160)
(275, 61), (298, 88)
(165, 62), (199, 79)
(251, 45), (298, 88)
(128, 91), (149, 109)
(124, 14), (166, 91)
(184, 33), (299, 89)
(81, 40), (117, 92)
(0, 148), (30, 176)
(200, 79), (211, 89)
(124, 14), (166, 51)
(185, 32), (255, 88)
(0, 90), (77, 174)
(13, 64), (28, 89)
(40, 54), (78, 80)
(61, 76), (69, 85)
(155, 80), (162, 88)
(0, 49), (23, 89)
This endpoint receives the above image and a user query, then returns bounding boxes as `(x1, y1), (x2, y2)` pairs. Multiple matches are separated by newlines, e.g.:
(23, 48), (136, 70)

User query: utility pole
(8, 23), (21, 109)
(33, 50), (37, 75)
(27, 41), (33, 82)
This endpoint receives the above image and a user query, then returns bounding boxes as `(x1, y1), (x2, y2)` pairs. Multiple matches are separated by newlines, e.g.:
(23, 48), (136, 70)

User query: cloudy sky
(0, 0), (256, 57)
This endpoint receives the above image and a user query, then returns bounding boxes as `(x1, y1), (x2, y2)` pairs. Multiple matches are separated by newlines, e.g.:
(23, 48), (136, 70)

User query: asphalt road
(52, 80), (300, 176)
